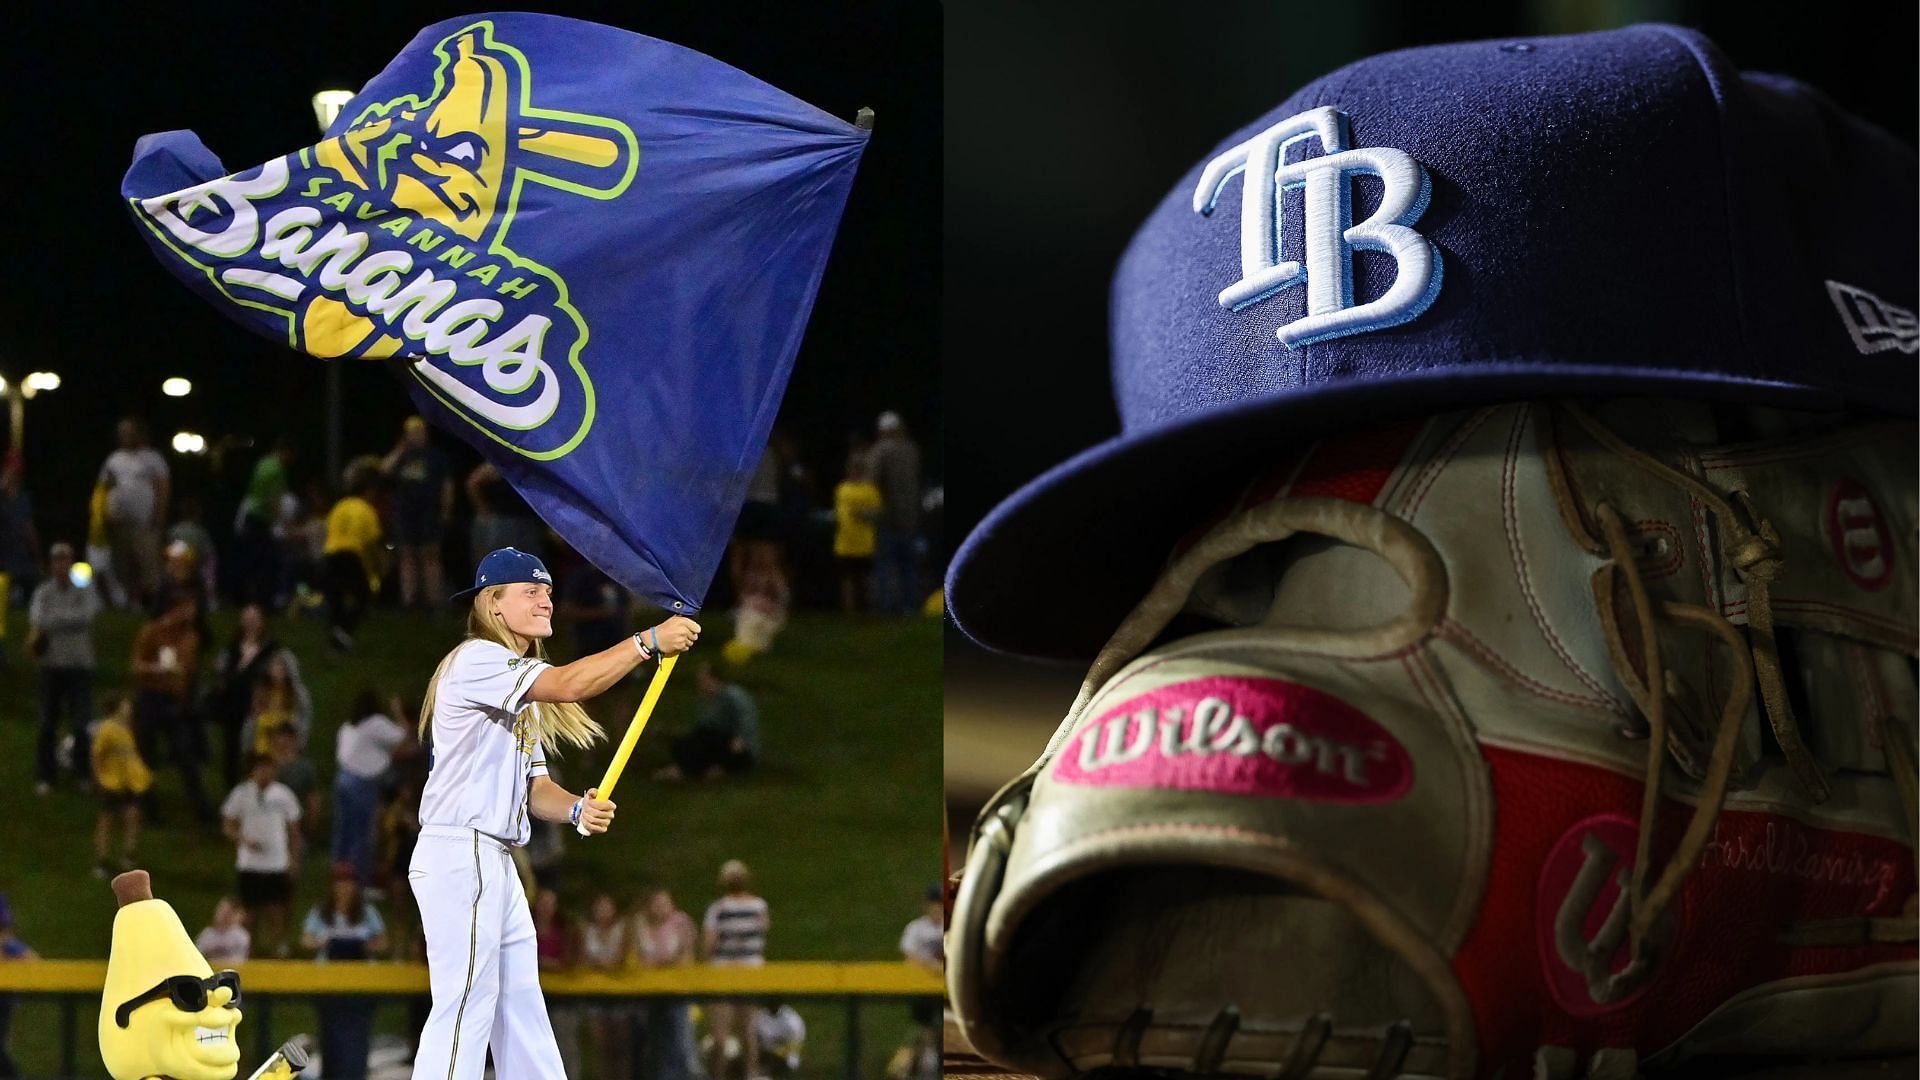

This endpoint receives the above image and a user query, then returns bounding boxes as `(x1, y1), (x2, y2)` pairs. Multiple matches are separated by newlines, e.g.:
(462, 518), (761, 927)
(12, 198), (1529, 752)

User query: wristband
(631, 632), (652, 659)
(568, 799), (583, 827)
(649, 626), (662, 654)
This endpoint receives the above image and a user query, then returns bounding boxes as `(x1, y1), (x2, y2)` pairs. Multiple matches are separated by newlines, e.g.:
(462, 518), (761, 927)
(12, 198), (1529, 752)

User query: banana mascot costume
(99, 871), (308, 1080)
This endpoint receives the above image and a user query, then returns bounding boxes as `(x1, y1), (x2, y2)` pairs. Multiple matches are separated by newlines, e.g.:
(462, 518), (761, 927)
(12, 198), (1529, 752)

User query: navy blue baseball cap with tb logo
(948, 24), (1916, 661)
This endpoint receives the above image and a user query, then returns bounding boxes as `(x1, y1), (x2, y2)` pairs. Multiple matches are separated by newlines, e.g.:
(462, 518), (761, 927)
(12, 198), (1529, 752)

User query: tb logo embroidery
(1193, 106), (1441, 348)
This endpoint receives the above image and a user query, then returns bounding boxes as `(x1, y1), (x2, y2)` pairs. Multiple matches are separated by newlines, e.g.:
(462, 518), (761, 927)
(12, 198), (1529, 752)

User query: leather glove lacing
(1563, 404), (1916, 975)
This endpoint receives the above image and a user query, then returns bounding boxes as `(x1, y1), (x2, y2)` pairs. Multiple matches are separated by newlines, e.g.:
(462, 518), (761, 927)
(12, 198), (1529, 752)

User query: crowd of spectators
(49, 407), (929, 630)
(530, 859), (820, 1080)
(0, 407), (940, 1077)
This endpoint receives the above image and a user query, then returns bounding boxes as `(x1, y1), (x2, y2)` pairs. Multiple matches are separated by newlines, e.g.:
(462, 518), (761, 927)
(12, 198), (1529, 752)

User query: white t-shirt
(900, 915), (943, 967)
(221, 780), (302, 873)
(337, 712), (409, 779)
(418, 640), (553, 846)
(196, 924), (252, 966)
(98, 448), (169, 523)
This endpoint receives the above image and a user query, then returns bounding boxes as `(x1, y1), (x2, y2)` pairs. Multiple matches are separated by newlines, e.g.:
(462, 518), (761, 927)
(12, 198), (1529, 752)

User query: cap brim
(947, 363), (1889, 662)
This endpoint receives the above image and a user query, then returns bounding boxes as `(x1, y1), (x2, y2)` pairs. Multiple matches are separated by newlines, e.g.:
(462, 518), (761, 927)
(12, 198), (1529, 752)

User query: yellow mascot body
(99, 871), (307, 1080)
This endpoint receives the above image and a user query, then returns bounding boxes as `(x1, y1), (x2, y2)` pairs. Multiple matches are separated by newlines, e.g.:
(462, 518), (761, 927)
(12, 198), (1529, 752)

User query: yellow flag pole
(576, 653), (678, 836)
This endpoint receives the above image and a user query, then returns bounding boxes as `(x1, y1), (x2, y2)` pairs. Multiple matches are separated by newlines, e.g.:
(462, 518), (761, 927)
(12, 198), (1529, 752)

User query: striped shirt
(703, 894), (770, 965)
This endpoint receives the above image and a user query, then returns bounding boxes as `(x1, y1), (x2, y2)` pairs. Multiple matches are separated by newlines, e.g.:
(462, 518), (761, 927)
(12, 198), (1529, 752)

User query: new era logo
(1826, 280), (1918, 356)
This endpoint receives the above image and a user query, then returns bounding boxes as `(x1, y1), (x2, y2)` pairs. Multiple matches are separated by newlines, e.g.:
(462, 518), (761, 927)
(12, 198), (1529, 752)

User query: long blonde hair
(419, 586), (605, 752)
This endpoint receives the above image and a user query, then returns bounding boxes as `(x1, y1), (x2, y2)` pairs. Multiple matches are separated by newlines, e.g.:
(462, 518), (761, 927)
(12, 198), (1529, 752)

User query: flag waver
(124, 12), (869, 613)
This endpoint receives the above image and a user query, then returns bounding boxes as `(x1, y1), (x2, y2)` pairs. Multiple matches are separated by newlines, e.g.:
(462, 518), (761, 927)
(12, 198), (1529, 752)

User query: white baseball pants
(409, 826), (567, 1079)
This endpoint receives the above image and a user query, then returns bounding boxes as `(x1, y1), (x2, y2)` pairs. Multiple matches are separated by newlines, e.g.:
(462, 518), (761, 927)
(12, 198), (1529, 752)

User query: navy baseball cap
(454, 547), (554, 600)
(948, 24), (1917, 661)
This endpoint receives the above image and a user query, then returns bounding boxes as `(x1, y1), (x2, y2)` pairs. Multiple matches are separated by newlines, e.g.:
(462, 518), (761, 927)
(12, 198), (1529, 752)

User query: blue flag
(123, 13), (869, 614)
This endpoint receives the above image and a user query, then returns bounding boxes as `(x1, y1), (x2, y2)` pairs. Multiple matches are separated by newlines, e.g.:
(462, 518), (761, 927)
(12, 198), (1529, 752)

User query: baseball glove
(948, 398), (1917, 1079)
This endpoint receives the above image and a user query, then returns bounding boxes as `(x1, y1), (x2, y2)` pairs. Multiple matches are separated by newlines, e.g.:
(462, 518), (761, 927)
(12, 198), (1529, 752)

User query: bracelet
(649, 626), (662, 654)
(568, 799), (583, 827)
(631, 632), (652, 659)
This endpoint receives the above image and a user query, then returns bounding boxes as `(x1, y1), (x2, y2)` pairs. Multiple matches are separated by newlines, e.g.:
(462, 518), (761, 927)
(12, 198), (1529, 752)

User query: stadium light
(312, 89), (355, 133)
(163, 377), (193, 398)
(171, 431), (207, 455)
(25, 372), (59, 392)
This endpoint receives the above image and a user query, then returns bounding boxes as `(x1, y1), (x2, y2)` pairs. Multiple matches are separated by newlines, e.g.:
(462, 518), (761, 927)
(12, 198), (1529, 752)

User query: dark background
(944, 0), (1917, 564)
(4, 2), (940, 568)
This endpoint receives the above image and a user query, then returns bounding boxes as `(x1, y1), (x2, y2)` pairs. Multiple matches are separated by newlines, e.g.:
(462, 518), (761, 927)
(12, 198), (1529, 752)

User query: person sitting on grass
(195, 896), (251, 967)
(90, 695), (150, 878)
(654, 664), (761, 782)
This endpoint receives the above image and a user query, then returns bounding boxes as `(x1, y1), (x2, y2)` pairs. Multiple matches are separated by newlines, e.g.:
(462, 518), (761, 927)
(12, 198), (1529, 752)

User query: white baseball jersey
(418, 640), (553, 846)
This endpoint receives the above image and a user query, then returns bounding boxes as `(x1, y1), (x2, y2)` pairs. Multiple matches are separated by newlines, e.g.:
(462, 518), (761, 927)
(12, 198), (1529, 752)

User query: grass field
(0, 601), (942, 1078)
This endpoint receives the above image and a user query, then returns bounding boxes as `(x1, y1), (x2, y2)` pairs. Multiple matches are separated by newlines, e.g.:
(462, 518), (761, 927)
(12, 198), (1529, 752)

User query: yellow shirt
(252, 685), (297, 755)
(88, 482), (110, 547)
(834, 481), (881, 558)
(92, 719), (152, 795)
(324, 496), (381, 557)
(324, 496), (383, 587)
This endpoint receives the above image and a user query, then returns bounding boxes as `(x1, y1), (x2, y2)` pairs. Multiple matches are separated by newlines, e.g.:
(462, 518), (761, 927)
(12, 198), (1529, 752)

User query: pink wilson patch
(1049, 676), (1413, 803)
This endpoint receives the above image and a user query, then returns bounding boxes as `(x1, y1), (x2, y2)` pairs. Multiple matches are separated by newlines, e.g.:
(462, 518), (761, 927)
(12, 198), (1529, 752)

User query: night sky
(6, 2), (939, 556)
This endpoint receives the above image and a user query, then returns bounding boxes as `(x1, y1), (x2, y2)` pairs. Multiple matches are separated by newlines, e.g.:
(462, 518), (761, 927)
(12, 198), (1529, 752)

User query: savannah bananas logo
(131, 20), (638, 459)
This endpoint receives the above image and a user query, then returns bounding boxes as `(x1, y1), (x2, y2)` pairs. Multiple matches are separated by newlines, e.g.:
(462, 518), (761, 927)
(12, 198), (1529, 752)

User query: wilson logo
(1825, 479), (1894, 591)
(1536, 814), (1667, 1015)
(1051, 676), (1412, 802)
